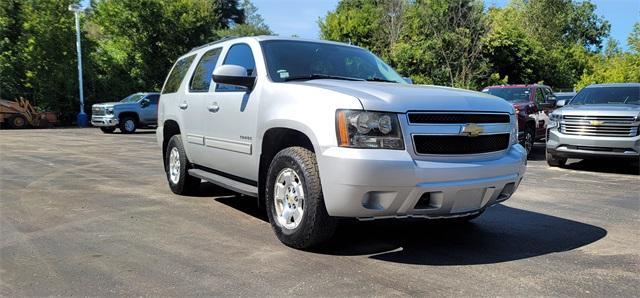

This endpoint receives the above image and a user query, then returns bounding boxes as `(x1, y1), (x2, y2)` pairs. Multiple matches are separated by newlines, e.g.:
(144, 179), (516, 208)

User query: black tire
(265, 147), (337, 249)
(165, 135), (200, 195)
(119, 116), (137, 134)
(100, 127), (116, 134)
(546, 150), (567, 167)
(521, 125), (535, 156)
(7, 114), (28, 129)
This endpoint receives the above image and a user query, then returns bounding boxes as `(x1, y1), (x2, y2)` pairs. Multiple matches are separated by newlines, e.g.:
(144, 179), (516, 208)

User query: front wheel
(265, 147), (337, 249)
(7, 115), (28, 129)
(165, 135), (200, 195)
(546, 150), (567, 167)
(119, 117), (137, 134)
(521, 126), (534, 156)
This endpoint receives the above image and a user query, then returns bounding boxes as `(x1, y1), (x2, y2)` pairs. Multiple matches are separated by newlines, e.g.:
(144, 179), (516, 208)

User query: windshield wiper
(365, 76), (399, 83)
(284, 74), (364, 82)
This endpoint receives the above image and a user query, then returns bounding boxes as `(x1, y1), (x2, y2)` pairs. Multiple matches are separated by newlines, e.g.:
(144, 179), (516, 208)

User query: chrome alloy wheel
(169, 147), (180, 184)
(124, 119), (135, 132)
(274, 168), (305, 230)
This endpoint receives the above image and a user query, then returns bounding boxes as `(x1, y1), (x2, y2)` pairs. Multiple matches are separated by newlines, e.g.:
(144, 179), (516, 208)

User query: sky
(254, 0), (639, 50)
(79, 0), (639, 50)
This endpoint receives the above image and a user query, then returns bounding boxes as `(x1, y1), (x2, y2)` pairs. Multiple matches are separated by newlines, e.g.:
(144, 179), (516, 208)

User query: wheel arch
(258, 126), (317, 207)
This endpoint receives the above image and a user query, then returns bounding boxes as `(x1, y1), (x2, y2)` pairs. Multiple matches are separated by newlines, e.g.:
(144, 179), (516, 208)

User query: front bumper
(317, 145), (527, 219)
(91, 115), (118, 127)
(546, 128), (640, 159)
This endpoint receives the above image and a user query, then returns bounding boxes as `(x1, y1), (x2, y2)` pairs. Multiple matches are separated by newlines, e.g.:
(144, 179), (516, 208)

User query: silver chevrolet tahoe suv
(156, 36), (527, 248)
(91, 92), (159, 134)
(546, 83), (640, 166)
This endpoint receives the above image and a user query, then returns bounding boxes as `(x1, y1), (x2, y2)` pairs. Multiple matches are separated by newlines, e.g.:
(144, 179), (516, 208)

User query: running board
(188, 169), (258, 197)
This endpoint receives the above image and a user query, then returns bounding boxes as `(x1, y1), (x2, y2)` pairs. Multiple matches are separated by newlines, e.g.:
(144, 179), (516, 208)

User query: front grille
(92, 107), (106, 116)
(408, 113), (510, 124)
(413, 134), (510, 154)
(561, 115), (638, 137)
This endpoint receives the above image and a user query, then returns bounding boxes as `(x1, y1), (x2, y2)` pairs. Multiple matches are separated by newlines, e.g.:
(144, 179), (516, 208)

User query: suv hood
(297, 80), (514, 113)
(558, 104), (640, 117)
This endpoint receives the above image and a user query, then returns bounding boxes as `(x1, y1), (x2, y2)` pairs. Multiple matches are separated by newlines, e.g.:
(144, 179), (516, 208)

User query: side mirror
(556, 99), (566, 107)
(212, 64), (255, 90)
(140, 98), (150, 107)
(403, 77), (413, 84)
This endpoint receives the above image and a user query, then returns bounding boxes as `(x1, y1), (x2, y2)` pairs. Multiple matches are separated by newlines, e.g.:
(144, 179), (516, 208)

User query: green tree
(86, 0), (244, 101)
(393, 0), (488, 88)
(218, 0), (272, 37)
(575, 22), (640, 89)
(0, 0), (83, 112)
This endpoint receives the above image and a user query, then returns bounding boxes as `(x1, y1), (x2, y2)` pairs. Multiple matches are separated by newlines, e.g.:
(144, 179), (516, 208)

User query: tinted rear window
(162, 55), (196, 94)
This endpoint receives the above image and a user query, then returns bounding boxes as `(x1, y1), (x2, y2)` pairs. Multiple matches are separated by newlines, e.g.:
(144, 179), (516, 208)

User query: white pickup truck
(156, 36), (527, 248)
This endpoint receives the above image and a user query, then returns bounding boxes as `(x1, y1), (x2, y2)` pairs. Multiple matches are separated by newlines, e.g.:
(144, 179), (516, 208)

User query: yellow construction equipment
(0, 97), (58, 129)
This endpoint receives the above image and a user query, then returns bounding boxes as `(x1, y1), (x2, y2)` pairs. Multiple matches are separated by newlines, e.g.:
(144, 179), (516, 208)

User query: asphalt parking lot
(1, 128), (638, 296)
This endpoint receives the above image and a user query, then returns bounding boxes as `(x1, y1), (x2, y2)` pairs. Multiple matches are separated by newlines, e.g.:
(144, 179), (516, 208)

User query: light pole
(69, 4), (88, 127)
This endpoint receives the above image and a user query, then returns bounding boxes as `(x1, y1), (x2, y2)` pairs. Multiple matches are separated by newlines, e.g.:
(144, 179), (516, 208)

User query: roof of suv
(189, 35), (361, 53)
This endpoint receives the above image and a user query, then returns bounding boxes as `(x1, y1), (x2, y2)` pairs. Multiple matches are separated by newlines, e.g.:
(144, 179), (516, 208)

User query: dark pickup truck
(482, 84), (558, 155)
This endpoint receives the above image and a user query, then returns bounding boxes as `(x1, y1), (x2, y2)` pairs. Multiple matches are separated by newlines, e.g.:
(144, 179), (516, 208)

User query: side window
(162, 55), (196, 94)
(189, 48), (223, 92)
(544, 88), (553, 100)
(147, 94), (160, 104)
(535, 88), (545, 104)
(216, 43), (256, 92)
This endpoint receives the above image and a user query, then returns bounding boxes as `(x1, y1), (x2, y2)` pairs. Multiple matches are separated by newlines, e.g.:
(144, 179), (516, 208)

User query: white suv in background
(156, 36), (527, 248)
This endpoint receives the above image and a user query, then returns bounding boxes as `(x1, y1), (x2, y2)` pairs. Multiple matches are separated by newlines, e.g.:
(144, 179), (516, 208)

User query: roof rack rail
(189, 36), (240, 52)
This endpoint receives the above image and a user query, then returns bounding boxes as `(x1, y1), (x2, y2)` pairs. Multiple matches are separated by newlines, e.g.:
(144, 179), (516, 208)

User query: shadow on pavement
(564, 158), (639, 175)
(530, 142), (638, 175)
(313, 205), (606, 265)
(205, 181), (607, 266)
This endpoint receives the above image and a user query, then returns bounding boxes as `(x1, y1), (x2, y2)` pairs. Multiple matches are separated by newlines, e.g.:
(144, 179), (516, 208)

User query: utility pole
(69, 4), (88, 127)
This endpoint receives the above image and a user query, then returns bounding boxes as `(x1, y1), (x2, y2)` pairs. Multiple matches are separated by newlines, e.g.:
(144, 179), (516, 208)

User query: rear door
(181, 47), (224, 165)
(160, 54), (197, 156)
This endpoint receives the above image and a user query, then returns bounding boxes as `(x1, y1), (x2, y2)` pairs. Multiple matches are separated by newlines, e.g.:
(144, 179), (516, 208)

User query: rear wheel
(100, 127), (116, 133)
(546, 150), (567, 167)
(265, 147), (337, 249)
(165, 135), (200, 195)
(7, 114), (28, 129)
(119, 117), (137, 134)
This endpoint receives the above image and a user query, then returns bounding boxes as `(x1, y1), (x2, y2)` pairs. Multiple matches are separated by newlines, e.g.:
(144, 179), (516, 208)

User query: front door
(139, 94), (159, 124)
(200, 42), (260, 182)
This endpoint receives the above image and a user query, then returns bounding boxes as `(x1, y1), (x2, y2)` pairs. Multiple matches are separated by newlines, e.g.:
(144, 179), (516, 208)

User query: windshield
(483, 88), (531, 102)
(570, 86), (639, 105)
(261, 40), (406, 83)
(120, 93), (145, 103)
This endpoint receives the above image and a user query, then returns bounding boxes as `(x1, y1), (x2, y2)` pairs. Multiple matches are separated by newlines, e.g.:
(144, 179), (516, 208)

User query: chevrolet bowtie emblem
(461, 123), (484, 137)
(590, 120), (604, 126)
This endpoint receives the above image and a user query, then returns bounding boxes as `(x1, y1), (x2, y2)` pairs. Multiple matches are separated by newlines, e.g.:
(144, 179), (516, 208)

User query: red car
(482, 84), (558, 155)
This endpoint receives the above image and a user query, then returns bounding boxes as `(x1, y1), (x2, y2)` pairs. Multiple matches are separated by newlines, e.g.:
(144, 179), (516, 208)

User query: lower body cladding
(318, 145), (527, 220)
(547, 129), (640, 159)
(91, 116), (118, 127)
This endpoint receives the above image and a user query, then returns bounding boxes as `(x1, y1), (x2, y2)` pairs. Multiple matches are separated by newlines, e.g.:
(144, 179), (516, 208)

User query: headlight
(106, 107), (114, 114)
(336, 110), (404, 149)
(548, 113), (561, 129)
(510, 115), (518, 145)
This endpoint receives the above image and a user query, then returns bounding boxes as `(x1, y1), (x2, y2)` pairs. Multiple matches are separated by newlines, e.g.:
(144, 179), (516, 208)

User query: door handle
(179, 102), (188, 109)
(207, 103), (220, 113)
